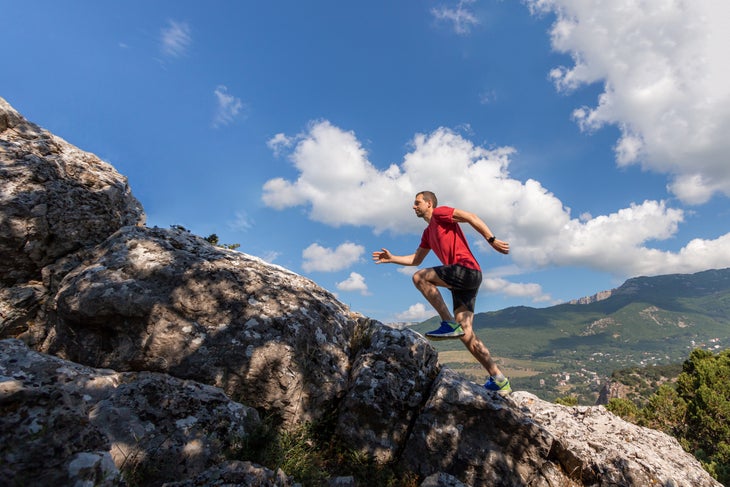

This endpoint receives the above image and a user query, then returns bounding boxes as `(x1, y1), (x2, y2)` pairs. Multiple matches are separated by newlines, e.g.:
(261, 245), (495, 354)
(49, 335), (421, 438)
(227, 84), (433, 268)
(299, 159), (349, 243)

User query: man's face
(413, 195), (429, 217)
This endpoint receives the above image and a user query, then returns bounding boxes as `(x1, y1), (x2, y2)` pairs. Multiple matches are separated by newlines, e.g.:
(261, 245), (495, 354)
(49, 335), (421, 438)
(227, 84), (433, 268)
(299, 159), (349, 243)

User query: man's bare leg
(413, 269), (506, 379)
(412, 268), (453, 322)
(455, 308), (503, 378)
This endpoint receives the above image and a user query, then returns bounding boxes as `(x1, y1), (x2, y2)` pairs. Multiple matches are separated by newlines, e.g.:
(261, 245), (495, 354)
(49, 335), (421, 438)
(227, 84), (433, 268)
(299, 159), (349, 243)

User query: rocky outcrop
(41, 224), (361, 428)
(596, 380), (631, 405)
(0, 97), (722, 486)
(568, 290), (613, 305)
(401, 369), (556, 486)
(0, 97), (144, 286)
(0, 339), (273, 487)
(512, 392), (715, 486)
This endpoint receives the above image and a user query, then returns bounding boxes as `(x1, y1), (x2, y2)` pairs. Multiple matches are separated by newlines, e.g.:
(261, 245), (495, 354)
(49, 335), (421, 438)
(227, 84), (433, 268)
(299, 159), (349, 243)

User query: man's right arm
(372, 247), (429, 266)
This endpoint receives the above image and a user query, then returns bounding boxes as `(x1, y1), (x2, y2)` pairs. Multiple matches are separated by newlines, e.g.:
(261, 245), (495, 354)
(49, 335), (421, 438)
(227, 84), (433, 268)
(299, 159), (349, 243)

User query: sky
(3, 0), (730, 324)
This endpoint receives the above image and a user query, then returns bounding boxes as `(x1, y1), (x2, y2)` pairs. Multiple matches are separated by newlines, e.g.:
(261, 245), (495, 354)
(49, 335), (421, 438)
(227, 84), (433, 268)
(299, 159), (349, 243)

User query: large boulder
(0, 97), (144, 285)
(335, 324), (440, 462)
(400, 369), (557, 486)
(0, 338), (266, 487)
(511, 391), (718, 486)
(397, 369), (720, 486)
(39, 224), (362, 427)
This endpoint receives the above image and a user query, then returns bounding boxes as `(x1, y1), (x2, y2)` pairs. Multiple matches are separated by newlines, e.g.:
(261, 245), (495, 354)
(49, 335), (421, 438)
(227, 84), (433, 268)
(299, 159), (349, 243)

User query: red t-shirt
(419, 206), (481, 271)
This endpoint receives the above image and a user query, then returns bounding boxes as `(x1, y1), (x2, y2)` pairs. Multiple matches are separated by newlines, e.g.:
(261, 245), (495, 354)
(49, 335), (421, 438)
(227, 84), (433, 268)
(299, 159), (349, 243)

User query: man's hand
(372, 248), (393, 263)
(490, 239), (510, 255)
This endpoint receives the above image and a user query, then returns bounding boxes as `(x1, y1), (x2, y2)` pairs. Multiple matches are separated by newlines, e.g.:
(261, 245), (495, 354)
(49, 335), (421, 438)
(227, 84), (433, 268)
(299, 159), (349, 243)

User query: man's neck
(422, 208), (433, 223)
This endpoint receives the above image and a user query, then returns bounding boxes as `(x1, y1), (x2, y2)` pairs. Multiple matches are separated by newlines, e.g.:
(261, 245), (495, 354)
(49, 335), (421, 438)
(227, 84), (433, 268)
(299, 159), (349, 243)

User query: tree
(205, 233), (240, 250)
(607, 348), (730, 485)
(675, 349), (730, 485)
(638, 384), (686, 436)
(606, 398), (640, 423)
(205, 233), (220, 246)
(555, 395), (578, 406)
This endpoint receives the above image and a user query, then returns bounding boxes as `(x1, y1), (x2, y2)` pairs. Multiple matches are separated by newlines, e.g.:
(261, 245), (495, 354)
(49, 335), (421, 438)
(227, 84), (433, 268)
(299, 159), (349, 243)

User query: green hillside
(412, 268), (730, 403)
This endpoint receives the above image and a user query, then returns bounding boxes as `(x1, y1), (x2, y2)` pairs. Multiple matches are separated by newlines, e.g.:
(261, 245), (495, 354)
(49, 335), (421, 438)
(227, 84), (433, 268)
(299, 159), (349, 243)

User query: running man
(372, 191), (512, 394)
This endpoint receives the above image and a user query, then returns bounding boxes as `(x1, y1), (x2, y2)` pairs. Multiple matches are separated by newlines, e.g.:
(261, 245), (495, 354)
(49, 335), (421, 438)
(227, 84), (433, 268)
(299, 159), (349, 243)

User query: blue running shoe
(425, 321), (465, 340)
(484, 376), (512, 396)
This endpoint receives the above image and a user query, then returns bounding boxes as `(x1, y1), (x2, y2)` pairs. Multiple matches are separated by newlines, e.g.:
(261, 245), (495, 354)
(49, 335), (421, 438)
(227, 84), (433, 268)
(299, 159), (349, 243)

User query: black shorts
(433, 264), (482, 313)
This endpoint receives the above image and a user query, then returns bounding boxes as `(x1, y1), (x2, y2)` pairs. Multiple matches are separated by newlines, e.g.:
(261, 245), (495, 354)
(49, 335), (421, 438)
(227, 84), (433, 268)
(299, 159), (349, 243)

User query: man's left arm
(452, 208), (510, 254)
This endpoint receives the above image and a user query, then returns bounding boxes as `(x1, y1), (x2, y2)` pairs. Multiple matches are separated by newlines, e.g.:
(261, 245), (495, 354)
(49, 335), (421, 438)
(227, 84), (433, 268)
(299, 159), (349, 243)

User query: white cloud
(479, 89), (497, 105)
(301, 241), (365, 272)
(259, 251), (281, 263)
(160, 20), (191, 58)
(267, 133), (294, 157)
(264, 120), (730, 280)
(431, 0), (479, 35)
(336, 272), (370, 295)
(395, 303), (435, 322)
(263, 121), (517, 235)
(482, 277), (551, 303)
(397, 266), (419, 277)
(213, 86), (244, 128)
(527, 0), (730, 204)
(227, 210), (252, 232)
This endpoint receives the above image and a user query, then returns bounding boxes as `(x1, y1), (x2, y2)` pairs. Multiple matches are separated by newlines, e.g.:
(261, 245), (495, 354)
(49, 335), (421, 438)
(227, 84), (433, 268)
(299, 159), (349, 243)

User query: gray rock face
(0, 97), (722, 486)
(41, 224), (360, 428)
(402, 369), (556, 486)
(161, 460), (293, 487)
(0, 338), (262, 487)
(0, 97), (144, 285)
(511, 391), (717, 486)
(336, 324), (440, 462)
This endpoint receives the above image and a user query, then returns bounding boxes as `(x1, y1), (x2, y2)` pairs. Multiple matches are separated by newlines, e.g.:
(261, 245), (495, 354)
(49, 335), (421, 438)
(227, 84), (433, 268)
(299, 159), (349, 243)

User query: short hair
(417, 191), (438, 207)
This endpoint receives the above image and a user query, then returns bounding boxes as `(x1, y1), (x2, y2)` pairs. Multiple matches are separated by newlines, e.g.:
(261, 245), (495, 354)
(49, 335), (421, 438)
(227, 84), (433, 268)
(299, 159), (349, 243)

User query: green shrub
(606, 397), (639, 422)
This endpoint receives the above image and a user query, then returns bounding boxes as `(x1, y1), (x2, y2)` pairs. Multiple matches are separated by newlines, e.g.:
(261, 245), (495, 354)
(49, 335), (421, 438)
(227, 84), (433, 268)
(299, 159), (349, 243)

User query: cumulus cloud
(395, 303), (435, 322)
(336, 272), (370, 295)
(213, 86), (244, 128)
(431, 0), (479, 35)
(263, 121), (516, 235)
(160, 20), (191, 58)
(264, 120), (730, 280)
(301, 241), (365, 272)
(482, 277), (551, 303)
(527, 0), (730, 204)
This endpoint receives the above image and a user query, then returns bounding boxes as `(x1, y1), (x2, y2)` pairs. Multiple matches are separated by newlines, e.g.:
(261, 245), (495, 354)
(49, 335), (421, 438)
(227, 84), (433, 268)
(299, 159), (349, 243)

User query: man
(372, 191), (512, 394)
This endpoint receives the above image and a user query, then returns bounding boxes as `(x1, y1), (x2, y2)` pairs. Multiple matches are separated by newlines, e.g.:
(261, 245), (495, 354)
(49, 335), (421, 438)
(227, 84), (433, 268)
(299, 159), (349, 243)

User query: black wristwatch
(487, 236), (496, 244)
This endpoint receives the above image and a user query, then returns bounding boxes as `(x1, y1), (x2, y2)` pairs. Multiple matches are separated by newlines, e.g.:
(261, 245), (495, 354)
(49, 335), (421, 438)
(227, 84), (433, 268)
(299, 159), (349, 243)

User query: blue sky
(3, 0), (730, 323)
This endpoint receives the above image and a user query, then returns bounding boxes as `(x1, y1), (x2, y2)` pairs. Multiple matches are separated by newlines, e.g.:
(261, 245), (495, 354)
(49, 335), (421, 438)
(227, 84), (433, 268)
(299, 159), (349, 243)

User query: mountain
(414, 268), (730, 403)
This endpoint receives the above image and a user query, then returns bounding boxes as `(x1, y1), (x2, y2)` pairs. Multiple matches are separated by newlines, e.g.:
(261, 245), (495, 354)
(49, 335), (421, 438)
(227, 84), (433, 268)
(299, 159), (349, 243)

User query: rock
(161, 460), (293, 487)
(41, 224), (360, 427)
(0, 96), (144, 285)
(595, 380), (631, 405)
(0, 338), (262, 486)
(0, 281), (45, 337)
(511, 391), (720, 487)
(400, 368), (556, 486)
(327, 476), (356, 487)
(420, 472), (470, 487)
(335, 323), (439, 462)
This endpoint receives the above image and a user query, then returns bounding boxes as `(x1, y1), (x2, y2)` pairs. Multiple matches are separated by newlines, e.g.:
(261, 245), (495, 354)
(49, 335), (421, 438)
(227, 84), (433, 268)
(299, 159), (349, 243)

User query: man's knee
(412, 268), (428, 287)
